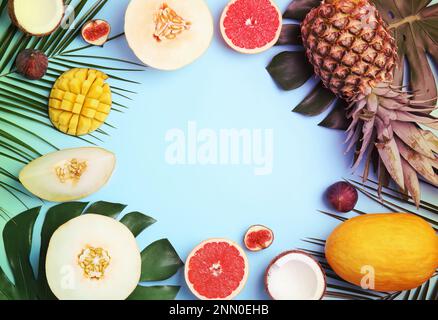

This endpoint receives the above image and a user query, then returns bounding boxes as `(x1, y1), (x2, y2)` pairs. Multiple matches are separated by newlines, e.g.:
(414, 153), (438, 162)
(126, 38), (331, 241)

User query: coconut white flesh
(12, 0), (64, 35)
(19, 147), (115, 202)
(125, 0), (213, 70)
(46, 214), (141, 300)
(266, 252), (325, 300)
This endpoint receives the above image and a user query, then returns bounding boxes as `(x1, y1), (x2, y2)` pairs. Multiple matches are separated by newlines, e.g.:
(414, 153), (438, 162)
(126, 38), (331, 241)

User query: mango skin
(325, 213), (438, 292)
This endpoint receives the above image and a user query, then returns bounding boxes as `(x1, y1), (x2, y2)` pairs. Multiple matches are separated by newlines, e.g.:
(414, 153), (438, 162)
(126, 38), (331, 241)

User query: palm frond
(306, 183), (438, 300)
(0, 0), (143, 207)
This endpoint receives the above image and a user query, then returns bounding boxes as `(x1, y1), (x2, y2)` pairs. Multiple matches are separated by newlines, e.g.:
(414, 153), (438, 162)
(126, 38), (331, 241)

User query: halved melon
(19, 147), (115, 202)
(46, 214), (141, 300)
(125, 0), (213, 70)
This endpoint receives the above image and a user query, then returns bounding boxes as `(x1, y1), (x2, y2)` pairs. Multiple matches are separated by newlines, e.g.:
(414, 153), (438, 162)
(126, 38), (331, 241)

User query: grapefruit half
(185, 238), (249, 300)
(220, 0), (282, 54)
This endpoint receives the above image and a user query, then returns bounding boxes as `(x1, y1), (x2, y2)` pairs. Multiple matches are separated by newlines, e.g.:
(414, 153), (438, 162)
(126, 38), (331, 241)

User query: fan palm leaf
(0, 0), (144, 207)
(305, 181), (438, 300)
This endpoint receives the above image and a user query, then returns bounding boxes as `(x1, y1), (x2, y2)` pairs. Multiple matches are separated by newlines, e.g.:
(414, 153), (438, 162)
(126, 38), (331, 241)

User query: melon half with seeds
(46, 214), (141, 300)
(220, 0), (282, 54)
(125, 0), (214, 70)
(19, 147), (115, 202)
(8, 0), (65, 37)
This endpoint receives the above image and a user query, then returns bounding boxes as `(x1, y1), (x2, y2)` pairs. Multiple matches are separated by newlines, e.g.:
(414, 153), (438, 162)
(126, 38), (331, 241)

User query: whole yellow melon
(325, 213), (438, 292)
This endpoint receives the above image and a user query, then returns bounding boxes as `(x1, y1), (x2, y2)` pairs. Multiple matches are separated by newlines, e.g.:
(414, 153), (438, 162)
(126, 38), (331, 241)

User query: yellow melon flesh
(46, 214), (141, 300)
(325, 213), (438, 291)
(19, 147), (115, 202)
(125, 0), (213, 70)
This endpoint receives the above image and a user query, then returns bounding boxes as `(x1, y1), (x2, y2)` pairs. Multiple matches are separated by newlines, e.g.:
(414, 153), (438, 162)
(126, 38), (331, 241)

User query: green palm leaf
(0, 201), (181, 300)
(306, 182), (438, 300)
(0, 0), (144, 207)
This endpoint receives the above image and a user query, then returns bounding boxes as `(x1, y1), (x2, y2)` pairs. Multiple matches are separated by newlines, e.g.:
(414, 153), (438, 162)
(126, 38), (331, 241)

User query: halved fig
(265, 250), (326, 300)
(125, 0), (214, 70)
(19, 147), (115, 202)
(81, 20), (111, 46)
(8, 0), (65, 37)
(244, 225), (274, 251)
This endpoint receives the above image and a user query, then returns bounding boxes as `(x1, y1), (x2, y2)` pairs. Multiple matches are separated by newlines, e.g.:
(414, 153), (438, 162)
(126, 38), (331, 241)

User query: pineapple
(49, 68), (112, 136)
(301, 0), (438, 205)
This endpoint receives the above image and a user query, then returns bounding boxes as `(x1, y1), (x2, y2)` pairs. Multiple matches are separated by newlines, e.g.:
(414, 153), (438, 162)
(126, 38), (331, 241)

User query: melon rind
(45, 214), (141, 300)
(125, 0), (214, 70)
(220, 0), (282, 54)
(8, 0), (65, 37)
(184, 238), (249, 300)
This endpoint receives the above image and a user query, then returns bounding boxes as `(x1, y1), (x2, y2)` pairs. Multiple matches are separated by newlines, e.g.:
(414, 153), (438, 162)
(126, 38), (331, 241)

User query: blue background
(1, 0), (437, 300)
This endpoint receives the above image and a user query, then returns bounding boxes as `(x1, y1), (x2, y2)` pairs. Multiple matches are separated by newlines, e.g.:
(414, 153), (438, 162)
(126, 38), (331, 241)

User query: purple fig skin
(326, 181), (358, 213)
(15, 49), (48, 80)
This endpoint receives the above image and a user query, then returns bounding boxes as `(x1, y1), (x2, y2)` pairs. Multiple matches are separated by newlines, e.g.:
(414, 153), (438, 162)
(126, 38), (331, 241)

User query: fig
(326, 181), (358, 213)
(81, 19), (111, 46)
(8, 0), (65, 37)
(15, 49), (48, 80)
(243, 225), (274, 251)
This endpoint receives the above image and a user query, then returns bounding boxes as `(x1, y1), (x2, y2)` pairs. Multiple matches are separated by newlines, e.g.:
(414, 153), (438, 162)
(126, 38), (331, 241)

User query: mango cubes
(49, 68), (112, 136)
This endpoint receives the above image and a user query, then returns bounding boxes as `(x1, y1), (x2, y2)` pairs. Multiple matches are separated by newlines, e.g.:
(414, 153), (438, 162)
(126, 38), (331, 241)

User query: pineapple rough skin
(301, 0), (397, 101)
(301, 0), (438, 206)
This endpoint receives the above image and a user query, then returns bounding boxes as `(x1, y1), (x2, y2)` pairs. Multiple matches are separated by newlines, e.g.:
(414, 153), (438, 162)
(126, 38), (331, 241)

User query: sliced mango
(49, 68), (112, 136)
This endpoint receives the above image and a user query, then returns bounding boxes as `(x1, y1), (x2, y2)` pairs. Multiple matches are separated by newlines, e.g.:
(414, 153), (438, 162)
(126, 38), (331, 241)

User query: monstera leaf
(0, 0), (143, 206)
(0, 201), (182, 300)
(303, 180), (438, 300)
(268, 0), (438, 130)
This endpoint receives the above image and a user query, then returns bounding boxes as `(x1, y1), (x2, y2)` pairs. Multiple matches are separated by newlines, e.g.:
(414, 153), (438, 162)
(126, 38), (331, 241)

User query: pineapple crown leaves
(0, 0), (144, 207)
(267, 0), (438, 130)
(304, 179), (438, 300)
(0, 201), (182, 300)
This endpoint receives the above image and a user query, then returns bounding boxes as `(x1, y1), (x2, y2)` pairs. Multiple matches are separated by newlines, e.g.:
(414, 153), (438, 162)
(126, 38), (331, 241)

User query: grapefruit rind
(220, 0), (282, 54)
(184, 238), (249, 300)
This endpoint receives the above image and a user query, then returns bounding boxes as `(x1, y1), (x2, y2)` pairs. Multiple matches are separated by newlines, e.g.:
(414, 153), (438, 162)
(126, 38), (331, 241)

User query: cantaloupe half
(19, 147), (115, 202)
(125, 0), (213, 70)
(8, 0), (65, 37)
(46, 214), (141, 300)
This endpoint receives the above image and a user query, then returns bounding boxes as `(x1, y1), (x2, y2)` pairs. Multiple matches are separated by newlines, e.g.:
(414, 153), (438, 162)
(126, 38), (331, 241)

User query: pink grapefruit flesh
(220, 0), (282, 54)
(185, 238), (249, 300)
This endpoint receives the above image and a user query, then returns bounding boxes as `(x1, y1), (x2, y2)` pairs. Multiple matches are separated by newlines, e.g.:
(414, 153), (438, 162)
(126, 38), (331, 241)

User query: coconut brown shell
(8, 0), (65, 37)
(264, 250), (327, 300)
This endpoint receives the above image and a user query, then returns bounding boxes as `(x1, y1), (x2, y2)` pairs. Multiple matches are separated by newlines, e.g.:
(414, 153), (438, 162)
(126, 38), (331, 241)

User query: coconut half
(265, 251), (326, 300)
(125, 0), (214, 70)
(46, 214), (141, 300)
(8, 0), (65, 37)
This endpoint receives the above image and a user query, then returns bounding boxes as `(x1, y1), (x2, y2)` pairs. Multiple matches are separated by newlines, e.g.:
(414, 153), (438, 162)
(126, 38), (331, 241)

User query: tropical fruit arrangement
(0, 0), (437, 301)
(268, 0), (438, 206)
